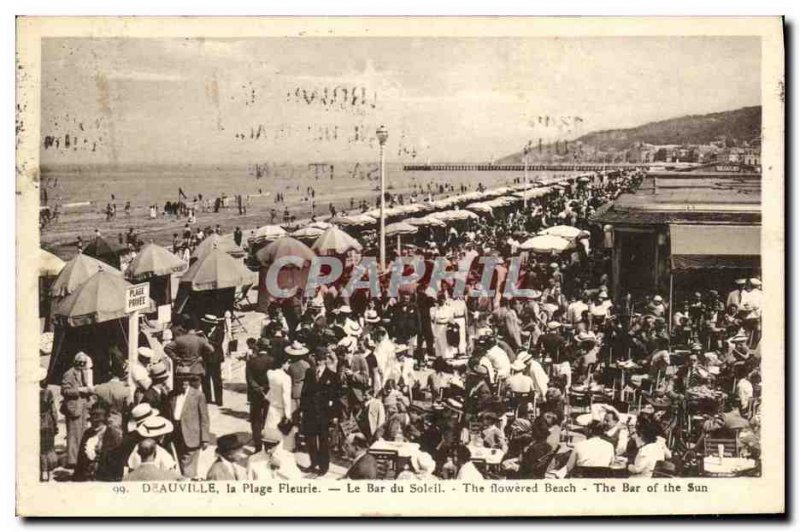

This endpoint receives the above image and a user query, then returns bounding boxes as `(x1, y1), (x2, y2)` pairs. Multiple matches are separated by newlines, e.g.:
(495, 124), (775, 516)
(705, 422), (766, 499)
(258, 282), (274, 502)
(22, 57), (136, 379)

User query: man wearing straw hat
(726, 278), (747, 310)
(502, 359), (536, 398)
(743, 277), (762, 306)
(126, 415), (177, 474)
(518, 350), (550, 399)
(131, 347), (155, 399)
(287, 342), (312, 414)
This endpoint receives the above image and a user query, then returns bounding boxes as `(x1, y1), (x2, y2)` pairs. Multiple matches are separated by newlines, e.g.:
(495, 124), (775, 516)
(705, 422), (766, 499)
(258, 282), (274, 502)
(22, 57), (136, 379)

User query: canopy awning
(670, 224), (760, 270)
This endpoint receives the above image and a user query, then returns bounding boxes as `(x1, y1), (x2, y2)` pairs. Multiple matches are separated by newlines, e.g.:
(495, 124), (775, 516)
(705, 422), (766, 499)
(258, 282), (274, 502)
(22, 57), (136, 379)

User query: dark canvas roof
(670, 224), (760, 270)
(591, 174), (761, 226)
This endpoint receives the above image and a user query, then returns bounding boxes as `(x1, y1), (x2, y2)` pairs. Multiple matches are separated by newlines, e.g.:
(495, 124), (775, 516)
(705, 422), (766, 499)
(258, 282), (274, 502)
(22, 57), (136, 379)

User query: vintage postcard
(16, 16), (785, 516)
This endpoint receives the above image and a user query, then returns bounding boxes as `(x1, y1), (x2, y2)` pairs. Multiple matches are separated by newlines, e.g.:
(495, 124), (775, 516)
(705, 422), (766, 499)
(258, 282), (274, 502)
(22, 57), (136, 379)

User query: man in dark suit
(202, 318), (226, 406)
(343, 434), (378, 480)
(246, 349), (274, 452)
(164, 328), (213, 384)
(206, 433), (247, 480)
(73, 403), (123, 481)
(287, 350), (311, 413)
(536, 321), (568, 363)
(300, 348), (339, 475)
(170, 375), (210, 478)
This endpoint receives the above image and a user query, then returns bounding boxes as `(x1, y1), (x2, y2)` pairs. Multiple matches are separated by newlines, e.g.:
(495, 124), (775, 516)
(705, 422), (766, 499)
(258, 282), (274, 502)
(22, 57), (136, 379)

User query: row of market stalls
(39, 174), (597, 381)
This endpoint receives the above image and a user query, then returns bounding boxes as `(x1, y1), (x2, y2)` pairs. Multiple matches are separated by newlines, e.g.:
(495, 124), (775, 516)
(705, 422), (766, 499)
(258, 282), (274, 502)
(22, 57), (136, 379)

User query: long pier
(403, 163), (651, 172)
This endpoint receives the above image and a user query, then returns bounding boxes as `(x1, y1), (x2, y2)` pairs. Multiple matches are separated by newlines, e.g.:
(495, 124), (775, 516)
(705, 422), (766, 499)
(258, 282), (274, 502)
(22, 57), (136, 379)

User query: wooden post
(128, 310), (139, 402)
(125, 282), (150, 403)
(668, 272), (674, 338)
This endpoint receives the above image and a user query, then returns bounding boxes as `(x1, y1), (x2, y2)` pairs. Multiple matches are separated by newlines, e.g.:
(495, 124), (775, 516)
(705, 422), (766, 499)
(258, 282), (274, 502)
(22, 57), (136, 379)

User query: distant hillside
(499, 106), (761, 163)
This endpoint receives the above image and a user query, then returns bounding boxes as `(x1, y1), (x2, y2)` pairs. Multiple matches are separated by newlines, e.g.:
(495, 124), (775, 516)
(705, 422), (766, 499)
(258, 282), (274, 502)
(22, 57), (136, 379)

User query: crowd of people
(41, 168), (762, 483)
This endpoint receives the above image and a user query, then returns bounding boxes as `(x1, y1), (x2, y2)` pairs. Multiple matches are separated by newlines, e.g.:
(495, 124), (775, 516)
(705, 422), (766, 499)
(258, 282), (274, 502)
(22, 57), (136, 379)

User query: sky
(39, 36), (761, 165)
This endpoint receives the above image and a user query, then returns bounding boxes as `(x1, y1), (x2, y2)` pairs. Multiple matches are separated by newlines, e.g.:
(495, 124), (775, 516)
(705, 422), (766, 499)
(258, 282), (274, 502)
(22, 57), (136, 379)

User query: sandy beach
(40, 164), (579, 259)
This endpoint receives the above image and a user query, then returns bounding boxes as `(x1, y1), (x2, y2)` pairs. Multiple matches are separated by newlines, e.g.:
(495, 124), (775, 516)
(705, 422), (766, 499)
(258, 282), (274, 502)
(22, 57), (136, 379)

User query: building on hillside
(591, 167), (761, 309)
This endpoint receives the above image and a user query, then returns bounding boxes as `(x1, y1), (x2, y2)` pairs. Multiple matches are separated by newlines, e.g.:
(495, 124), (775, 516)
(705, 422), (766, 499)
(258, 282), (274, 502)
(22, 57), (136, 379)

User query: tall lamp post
(523, 140), (532, 209)
(376, 125), (389, 271)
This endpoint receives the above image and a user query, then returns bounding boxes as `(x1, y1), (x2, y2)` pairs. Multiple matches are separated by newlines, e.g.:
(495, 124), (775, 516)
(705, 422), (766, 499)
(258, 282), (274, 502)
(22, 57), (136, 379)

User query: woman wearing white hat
(397, 451), (438, 480)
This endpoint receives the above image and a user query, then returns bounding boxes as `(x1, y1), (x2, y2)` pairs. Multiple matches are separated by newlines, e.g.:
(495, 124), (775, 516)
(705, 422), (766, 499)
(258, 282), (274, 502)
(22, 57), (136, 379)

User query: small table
(609, 458), (630, 478)
(369, 440), (421, 478)
(468, 445), (504, 465)
(575, 412), (636, 427)
(369, 440), (420, 458)
(702, 457), (757, 477)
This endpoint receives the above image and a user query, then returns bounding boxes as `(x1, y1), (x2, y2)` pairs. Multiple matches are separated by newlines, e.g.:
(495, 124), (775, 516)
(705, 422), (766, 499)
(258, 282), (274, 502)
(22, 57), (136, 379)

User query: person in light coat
(265, 354), (294, 449)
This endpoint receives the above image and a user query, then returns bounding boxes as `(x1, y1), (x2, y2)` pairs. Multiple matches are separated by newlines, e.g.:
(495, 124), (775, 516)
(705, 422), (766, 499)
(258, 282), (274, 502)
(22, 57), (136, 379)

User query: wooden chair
(367, 449), (399, 480)
(471, 458), (489, 477)
(529, 450), (556, 479)
(468, 420), (484, 436)
(704, 436), (739, 458)
(509, 392), (532, 412)
(573, 466), (613, 479)
(652, 460), (678, 478)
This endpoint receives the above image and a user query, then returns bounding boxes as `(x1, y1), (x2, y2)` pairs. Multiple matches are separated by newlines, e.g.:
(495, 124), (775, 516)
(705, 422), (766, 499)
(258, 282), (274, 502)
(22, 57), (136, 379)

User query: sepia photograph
(15, 16), (785, 516)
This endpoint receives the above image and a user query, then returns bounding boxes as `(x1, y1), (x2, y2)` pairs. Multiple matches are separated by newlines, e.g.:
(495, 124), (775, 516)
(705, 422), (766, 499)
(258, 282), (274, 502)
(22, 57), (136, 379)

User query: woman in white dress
(430, 293), (455, 359)
(265, 355), (294, 449)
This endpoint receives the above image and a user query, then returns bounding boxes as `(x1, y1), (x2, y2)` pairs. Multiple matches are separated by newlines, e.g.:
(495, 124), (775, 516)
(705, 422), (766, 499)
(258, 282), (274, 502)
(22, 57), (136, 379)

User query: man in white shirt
(570, 422), (615, 471)
(628, 425), (671, 478)
(384, 345), (415, 392)
(484, 340), (511, 382)
(726, 279), (747, 309)
(372, 329), (396, 394)
(740, 278), (763, 316)
(566, 292), (590, 325)
(455, 445), (484, 480)
(503, 360), (535, 395)
(589, 292), (613, 322)
(735, 364), (754, 412)
(127, 416), (177, 473)
(131, 347), (155, 396)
